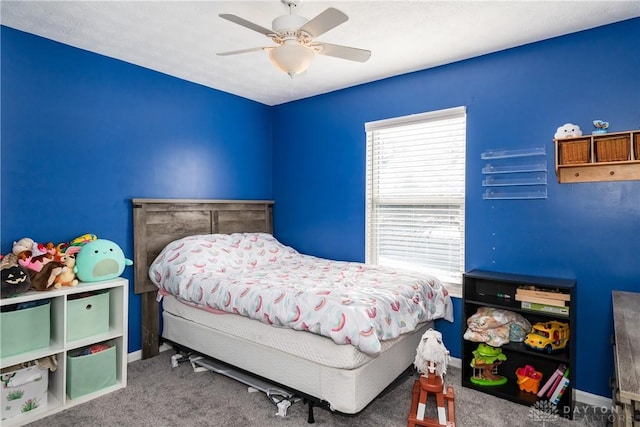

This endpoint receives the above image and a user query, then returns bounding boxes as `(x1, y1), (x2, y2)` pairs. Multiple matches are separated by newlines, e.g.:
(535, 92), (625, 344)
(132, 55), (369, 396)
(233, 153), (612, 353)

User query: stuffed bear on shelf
(53, 254), (78, 288)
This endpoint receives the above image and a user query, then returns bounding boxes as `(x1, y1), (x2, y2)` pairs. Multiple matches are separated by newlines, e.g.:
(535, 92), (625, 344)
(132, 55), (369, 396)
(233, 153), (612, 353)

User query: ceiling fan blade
(217, 47), (271, 56)
(299, 8), (348, 38)
(314, 42), (371, 63)
(219, 14), (274, 36)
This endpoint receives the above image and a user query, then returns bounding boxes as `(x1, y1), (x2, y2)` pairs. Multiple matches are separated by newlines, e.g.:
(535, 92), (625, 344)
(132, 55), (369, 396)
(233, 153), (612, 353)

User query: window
(365, 106), (466, 290)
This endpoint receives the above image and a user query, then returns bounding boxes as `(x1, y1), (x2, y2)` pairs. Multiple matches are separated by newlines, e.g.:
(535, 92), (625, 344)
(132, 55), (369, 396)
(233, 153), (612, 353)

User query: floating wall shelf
(481, 146), (546, 160)
(481, 147), (547, 200)
(482, 163), (547, 174)
(483, 187), (548, 200)
(483, 172), (547, 187)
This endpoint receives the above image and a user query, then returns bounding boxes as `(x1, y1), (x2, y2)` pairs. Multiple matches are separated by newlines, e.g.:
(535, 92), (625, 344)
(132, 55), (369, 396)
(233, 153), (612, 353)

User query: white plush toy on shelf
(554, 123), (583, 139)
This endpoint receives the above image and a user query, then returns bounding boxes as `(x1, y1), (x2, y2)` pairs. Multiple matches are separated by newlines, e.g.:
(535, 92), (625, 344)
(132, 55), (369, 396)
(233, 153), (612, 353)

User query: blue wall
(1, 27), (273, 353)
(2, 19), (639, 399)
(272, 18), (640, 398)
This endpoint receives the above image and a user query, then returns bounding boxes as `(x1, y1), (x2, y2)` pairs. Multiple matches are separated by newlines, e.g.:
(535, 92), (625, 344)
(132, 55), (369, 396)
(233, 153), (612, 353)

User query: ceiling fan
(217, 0), (371, 78)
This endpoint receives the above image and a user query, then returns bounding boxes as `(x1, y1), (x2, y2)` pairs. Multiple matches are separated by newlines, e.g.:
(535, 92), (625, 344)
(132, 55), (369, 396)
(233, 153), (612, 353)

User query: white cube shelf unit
(0, 277), (128, 426)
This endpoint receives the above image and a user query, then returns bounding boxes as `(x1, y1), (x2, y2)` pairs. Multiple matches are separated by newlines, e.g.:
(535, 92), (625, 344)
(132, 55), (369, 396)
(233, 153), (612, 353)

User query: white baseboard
(127, 350), (142, 364)
(574, 389), (611, 408)
(127, 343), (172, 364)
(448, 356), (462, 369)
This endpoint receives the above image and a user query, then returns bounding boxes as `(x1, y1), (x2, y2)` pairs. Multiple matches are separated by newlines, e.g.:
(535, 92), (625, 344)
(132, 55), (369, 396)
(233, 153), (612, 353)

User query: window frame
(365, 106), (466, 297)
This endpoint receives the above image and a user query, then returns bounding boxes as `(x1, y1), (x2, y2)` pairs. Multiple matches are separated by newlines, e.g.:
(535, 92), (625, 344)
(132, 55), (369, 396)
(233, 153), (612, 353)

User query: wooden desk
(612, 290), (640, 427)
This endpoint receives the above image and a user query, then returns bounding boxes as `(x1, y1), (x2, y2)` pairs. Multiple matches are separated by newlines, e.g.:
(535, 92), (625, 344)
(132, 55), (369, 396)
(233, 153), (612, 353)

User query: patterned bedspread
(149, 233), (453, 355)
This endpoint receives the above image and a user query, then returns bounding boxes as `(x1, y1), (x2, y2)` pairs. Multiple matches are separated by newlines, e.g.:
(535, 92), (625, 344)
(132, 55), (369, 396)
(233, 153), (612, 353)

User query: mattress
(161, 295), (432, 413)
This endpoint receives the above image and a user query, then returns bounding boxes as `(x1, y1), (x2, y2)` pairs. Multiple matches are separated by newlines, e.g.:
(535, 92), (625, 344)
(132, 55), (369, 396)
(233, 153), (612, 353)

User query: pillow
(148, 233), (299, 288)
(148, 234), (237, 288)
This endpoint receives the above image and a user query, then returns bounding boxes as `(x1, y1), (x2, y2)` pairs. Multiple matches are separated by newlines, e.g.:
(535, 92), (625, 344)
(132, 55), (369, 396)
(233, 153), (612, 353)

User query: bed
(132, 199), (453, 419)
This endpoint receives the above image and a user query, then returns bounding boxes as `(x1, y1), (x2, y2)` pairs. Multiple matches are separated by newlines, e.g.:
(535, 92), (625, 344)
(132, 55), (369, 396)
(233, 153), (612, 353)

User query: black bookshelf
(462, 270), (576, 419)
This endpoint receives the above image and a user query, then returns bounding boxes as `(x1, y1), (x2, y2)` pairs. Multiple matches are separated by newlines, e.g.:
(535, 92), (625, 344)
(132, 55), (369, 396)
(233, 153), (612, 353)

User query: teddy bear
(53, 255), (79, 288)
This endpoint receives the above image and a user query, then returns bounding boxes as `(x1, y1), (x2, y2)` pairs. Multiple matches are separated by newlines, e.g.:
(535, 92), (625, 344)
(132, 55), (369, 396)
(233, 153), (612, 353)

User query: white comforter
(149, 233), (453, 355)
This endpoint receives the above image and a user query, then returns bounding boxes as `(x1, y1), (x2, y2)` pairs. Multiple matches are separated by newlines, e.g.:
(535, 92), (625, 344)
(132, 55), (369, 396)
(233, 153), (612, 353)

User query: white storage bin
(0, 364), (48, 421)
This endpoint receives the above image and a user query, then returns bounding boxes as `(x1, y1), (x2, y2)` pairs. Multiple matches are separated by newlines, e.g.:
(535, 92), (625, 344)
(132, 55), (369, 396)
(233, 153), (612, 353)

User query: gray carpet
(26, 350), (609, 426)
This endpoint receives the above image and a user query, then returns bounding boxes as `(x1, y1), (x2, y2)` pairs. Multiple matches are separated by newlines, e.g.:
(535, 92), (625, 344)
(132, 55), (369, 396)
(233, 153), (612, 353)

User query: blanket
(149, 233), (453, 355)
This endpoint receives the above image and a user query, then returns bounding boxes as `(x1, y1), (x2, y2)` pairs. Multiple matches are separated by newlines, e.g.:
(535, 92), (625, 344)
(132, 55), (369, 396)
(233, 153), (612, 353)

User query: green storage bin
(66, 344), (116, 399)
(67, 291), (109, 341)
(0, 301), (50, 357)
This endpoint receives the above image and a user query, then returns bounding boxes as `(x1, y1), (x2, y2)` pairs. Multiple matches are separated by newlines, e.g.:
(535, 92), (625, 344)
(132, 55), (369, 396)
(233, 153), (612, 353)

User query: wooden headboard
(132, 198), (274, 358)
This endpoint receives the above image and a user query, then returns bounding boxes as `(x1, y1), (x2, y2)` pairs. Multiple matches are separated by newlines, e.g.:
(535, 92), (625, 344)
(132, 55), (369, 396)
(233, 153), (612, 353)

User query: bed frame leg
(307, 400), (315, 424)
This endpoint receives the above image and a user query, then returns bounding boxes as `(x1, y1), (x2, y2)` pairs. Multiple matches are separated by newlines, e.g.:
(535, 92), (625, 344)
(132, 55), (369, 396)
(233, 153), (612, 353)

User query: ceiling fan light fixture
(269, 44), (315, 78)
(219, 5), (369, 78)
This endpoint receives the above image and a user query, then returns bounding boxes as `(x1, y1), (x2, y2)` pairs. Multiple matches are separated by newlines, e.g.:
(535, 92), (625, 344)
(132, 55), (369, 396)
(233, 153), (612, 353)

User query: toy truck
(524, 320), (570, 354)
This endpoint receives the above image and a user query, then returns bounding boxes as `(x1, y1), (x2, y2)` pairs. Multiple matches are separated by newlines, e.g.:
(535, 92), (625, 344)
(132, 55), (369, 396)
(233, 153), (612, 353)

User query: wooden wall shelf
(554, 129), (640, 183)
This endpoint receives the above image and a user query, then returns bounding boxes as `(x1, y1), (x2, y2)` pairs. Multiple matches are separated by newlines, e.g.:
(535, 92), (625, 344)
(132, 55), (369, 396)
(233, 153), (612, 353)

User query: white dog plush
(414, 328), (451, 378)
(554, 123), (583, 139)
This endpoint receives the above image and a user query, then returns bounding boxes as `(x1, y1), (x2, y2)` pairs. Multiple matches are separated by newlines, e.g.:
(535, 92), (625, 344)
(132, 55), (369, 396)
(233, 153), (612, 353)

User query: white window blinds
(365, 106), (466, 285)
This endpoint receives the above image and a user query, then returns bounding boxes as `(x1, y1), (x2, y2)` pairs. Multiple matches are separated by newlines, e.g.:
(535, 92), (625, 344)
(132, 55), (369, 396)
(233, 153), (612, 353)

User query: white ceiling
(2, 1), (639, 106)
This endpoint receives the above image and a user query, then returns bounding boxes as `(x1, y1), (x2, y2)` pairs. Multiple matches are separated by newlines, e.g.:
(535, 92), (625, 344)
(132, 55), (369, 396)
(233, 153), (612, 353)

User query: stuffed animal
(53, 234), (96, 262)
(554, 123), (583, 139)
(37, 242), (56, 262)
(69, 234), (98, 246)
(53, 255), (79, 288)
(12, 238), (34, 256)
(12, 238), (56, 272)
(0, 253), (31, 297)
(17, 250), (44, 272)
(53, 242), (81, 262)
(29, 261), (65, 291)
(74, 239), (132, 282)
(33, 241), (57, 266)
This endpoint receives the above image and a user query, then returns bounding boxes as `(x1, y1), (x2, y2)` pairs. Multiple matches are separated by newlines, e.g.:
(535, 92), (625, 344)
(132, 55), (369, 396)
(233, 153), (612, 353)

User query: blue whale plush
(74, 239), (132, 282)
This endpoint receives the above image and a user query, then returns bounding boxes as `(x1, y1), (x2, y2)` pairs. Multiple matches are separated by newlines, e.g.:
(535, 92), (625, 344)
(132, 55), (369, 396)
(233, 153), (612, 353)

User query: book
(515, 294), (566, 307)
(546, 371), (564, 398)
(516, 288), (571, 302)
(521, 301), (569, 316)
(537, 364), (566, 398)
(550, 370), (570, 405)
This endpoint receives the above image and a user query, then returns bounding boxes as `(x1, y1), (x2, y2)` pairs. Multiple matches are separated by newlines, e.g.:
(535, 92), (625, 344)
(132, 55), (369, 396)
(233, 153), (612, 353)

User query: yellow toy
(524, 320), (569, 354)
(69, 234), (97, 246)
(54, 234), (97, 262)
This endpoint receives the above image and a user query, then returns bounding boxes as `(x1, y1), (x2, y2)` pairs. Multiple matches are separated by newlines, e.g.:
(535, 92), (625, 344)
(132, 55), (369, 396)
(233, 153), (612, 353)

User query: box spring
(161, 295), (430, 414)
